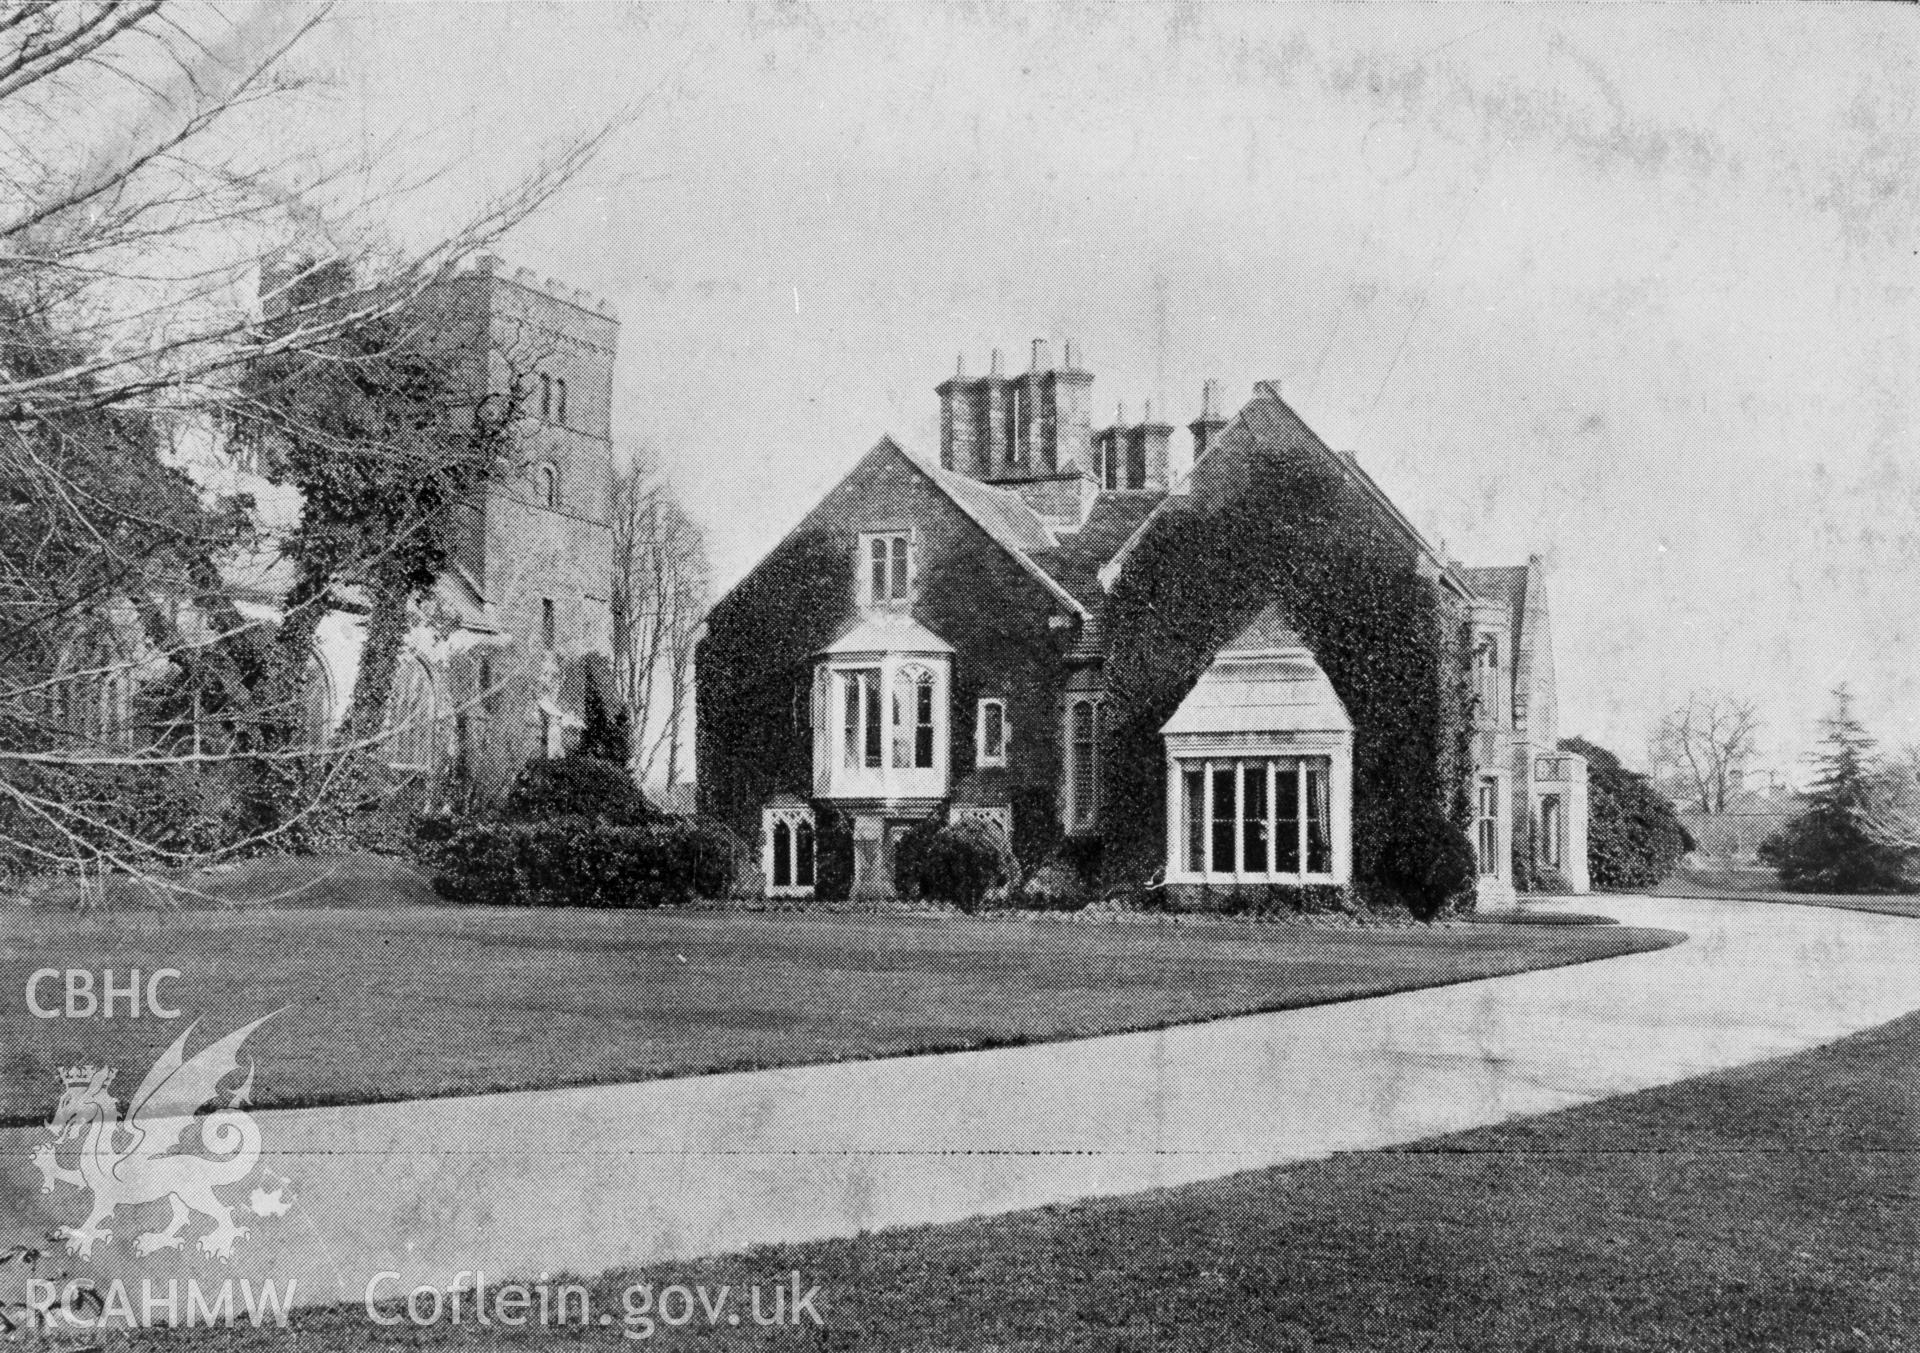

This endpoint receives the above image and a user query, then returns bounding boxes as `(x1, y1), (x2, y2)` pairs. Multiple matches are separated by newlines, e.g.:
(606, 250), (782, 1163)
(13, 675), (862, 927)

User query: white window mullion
(1203, 759), (1214, 876)
(1259, 759), (1274, 886)
(1298, 761), (1310, 880)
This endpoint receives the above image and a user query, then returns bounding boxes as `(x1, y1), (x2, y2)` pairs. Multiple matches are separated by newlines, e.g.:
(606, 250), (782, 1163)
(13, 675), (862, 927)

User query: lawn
(189, 983), (1920, 1351)
(1656, 862), (1920, 920)
(0, 897), (1675, 1127)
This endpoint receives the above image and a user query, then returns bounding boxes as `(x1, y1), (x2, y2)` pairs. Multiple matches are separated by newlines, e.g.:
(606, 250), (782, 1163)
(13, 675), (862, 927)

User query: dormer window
(861, 531), (912, 610)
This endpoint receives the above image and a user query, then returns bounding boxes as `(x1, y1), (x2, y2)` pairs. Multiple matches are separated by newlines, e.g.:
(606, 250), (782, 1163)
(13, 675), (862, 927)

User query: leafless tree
(0, 2), (623, 894)
(610, 449), (709, 789)
(1649, 691), (1762, 815)
(1857, 745), (1920, 854)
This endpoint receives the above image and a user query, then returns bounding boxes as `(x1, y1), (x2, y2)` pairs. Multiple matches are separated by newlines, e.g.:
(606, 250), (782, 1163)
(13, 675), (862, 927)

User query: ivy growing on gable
(1099, 450), (1477, 917)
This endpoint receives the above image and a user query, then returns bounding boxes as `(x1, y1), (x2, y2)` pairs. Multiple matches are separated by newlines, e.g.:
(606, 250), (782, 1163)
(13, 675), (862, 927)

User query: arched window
(538, 373), (552, 419)
(537, 463), (558, 509)
(763, 803), (817, 897)
(891, 664), (936, 770)
(1476, 636), (1500, 720)
(554, 377), (568, 424)
(303, 656), (334, 746)
(386, 658), (439, 773)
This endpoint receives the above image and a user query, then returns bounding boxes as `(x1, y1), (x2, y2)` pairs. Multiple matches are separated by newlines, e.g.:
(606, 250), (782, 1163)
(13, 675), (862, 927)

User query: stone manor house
(700, 342), (1590, 906)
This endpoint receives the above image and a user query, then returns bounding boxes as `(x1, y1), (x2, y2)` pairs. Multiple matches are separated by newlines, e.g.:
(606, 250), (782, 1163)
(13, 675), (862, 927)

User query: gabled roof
(1102, 383), (1471, 598)
(887, 441), (1090, 619)
(1162, 603), (1353, 737)
(1459, 563), (1529, 642)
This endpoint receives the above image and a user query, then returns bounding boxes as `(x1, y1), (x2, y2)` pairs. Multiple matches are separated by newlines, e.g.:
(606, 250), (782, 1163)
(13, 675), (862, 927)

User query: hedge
(425, 815), (737, 908)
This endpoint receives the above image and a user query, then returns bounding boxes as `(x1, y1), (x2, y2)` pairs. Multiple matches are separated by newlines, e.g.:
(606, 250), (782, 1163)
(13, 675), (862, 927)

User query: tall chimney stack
(1053, 339), (1093, 475)
(1138, 398), (1173, 490)
(980, 347), (1010, 474)
(1188, 377), (1227, 467)
(937, 354), (974, 471)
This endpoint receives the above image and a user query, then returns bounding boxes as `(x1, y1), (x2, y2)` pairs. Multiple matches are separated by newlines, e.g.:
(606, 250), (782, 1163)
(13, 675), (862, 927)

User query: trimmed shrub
(502, 753), (650, 826)
(1378, 808), (1479, 920)
(425, 815), (737, 908)
(1019, 860), (1090, 912)
(894, 815), (1016, 912)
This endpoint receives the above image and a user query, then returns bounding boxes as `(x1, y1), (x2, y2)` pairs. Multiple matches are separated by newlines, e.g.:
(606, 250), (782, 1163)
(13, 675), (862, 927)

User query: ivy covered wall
(1099, 428), (1476, 911)
(696, 443), (1074, 861)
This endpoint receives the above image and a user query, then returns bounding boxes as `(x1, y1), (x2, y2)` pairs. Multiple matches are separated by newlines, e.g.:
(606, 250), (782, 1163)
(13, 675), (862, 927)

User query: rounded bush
(424, 815), (738, 909)
(1380, 810), (1478, 921)
(894, 816), (1016, 912)
(502, 753), (650, 826)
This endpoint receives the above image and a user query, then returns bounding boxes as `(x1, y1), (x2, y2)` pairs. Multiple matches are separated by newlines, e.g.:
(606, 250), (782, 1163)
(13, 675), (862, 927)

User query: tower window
(539, 373), (552, 420)
(555, 377), (568, 425)
(537, 463), (558, 509)
(541, 598), (556, 650)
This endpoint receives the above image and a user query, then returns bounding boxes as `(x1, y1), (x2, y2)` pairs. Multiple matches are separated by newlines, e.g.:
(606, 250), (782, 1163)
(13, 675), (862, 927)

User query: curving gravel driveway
(6, 895), (1919, 1311)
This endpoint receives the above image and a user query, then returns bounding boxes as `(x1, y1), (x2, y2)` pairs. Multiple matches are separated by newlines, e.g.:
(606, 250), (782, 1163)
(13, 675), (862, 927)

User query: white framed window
(1476, 776), (1500, 876)
(976, 698), (1008, 768)
(860, 531), (912, 609)
(1475, 635), (1501, 723)
(1176, 756), (1334, 880)
(1065, 696), (1101, 830)
(891, 663), (937, 769)
(840, 668), (883, 770)
(763, 804), (816, 897)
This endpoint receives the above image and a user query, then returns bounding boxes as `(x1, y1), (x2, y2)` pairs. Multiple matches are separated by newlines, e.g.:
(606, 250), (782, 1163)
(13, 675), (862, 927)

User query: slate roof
(1029, 492), (1164, 610)
(818, 612), (956, 656)
(921, 459), (1058, 555)
(1162, 603), (1353, 737)
(1459, 564), (1529, 644)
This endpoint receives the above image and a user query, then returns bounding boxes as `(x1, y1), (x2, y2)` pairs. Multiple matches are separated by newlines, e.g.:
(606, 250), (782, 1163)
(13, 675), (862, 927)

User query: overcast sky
(318, 2), (1916, 774)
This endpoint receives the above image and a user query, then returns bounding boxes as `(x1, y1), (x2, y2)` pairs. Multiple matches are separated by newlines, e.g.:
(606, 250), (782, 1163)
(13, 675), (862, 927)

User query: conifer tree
(1759, 685), (1909, 892)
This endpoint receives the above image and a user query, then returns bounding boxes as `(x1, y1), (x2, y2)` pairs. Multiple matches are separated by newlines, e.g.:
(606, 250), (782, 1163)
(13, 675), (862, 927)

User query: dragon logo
(31, 1014), (280, 1263)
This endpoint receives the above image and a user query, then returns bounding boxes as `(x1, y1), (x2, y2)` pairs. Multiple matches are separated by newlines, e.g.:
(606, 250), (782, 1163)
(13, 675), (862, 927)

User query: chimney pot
(1031, 338), (1050, 371)
(955, 353), (966, 378)
(1064, 340), (1080, 370)
(989, 347), (1003, 377)
(1201, 378), (1220, 419)
(1115, 401), (1128, 426)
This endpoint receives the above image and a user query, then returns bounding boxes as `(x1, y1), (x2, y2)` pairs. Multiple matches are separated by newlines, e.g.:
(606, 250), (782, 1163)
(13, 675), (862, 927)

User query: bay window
(841, 668), (882, 770)
(1178, 757), (1335, 880)
(891, 664), (936, 769)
